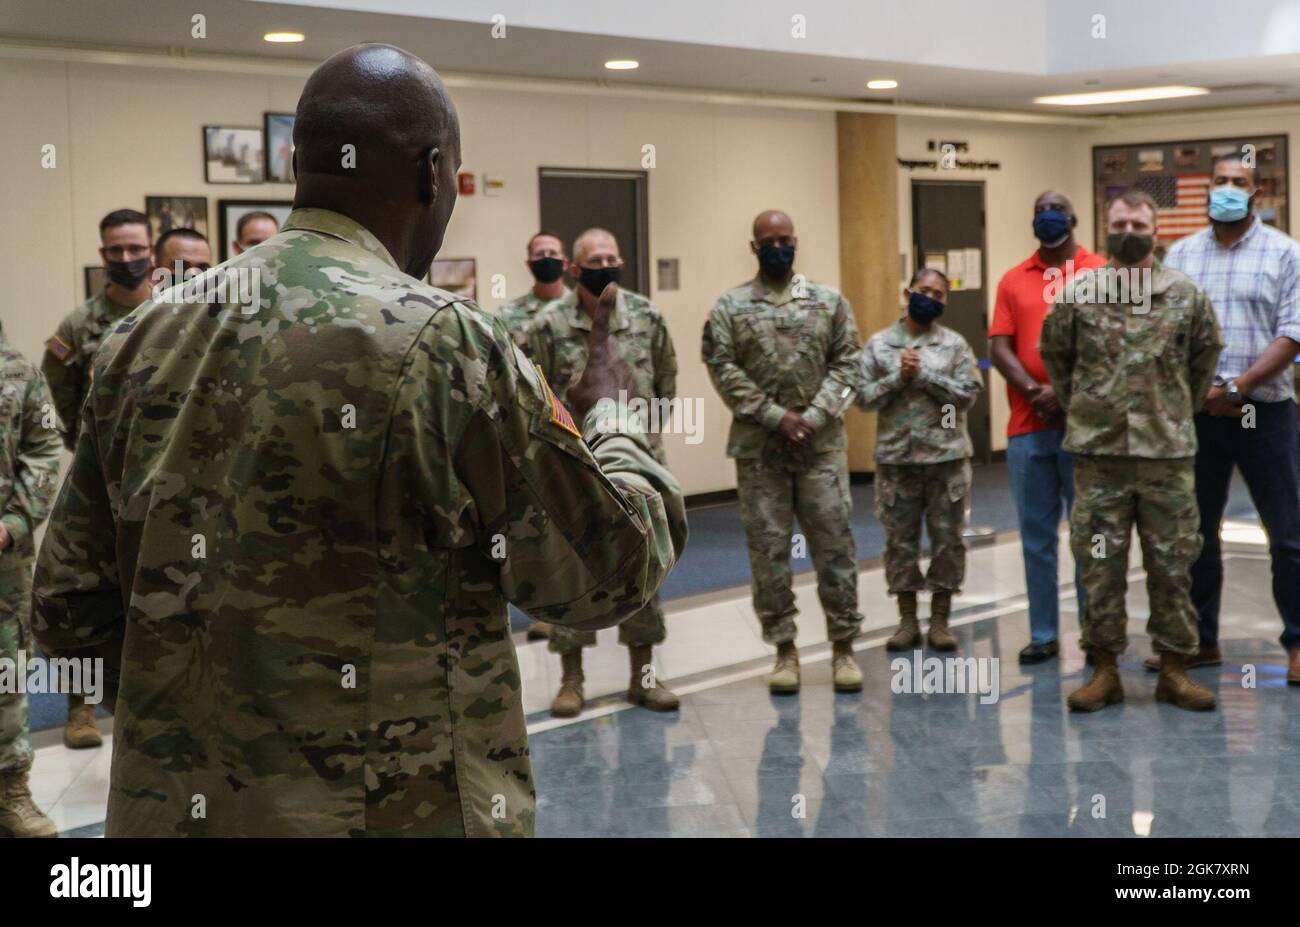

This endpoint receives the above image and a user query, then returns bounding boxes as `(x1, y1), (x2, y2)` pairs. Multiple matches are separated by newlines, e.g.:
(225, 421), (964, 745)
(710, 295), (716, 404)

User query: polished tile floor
(31, 525), (1297, 837)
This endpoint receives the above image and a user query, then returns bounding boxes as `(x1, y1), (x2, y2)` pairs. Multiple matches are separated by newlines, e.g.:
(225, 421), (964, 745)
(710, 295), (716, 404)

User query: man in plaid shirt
(1157, 152), (1300, 685)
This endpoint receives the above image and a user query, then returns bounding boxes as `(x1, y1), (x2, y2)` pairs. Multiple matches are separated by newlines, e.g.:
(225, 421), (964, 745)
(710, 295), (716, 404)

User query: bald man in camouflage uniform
(704, 210), (864, 694)
(528, 227), (681, 716)
(858, 269), (981, 654)
(0, 323), (63, 837)
(1040, 189), (1222, 712)
(31, 44), (685, 837)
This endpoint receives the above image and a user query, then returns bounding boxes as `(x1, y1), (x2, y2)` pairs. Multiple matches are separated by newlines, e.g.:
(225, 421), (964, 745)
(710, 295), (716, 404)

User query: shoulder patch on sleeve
(537, 368), (582, 439)
(45, 335), (73, 364)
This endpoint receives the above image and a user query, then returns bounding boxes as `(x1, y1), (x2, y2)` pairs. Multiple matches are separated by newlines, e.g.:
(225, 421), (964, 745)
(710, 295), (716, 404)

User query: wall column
(836, 111), (900, 472)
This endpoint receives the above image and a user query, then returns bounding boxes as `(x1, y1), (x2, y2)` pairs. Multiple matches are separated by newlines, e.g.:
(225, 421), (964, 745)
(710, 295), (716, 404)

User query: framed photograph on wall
(204, 125), (265, 184)
(145, 195), (209, 240)
(264, 112), (295, 184)
(83, 265), (106, 300)
(217, 199), (293, 261)
(1093, 134), (1289, 258)
(429, 258), (476, 300)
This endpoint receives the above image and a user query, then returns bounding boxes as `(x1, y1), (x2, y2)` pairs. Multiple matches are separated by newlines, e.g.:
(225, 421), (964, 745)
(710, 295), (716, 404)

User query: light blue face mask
(1208, 184), (1253, 222)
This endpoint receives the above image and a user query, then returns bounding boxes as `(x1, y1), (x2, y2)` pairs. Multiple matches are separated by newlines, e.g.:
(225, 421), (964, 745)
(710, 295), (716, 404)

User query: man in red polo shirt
(990, 190), (1106, 665)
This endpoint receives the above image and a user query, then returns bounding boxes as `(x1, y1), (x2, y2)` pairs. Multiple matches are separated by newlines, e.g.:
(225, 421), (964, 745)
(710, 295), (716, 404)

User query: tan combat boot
(627, 644), (680, 711)
(927, 591), (958, 652)
(0, 770), (58, 838)
(886, 592), (921, 651)
(831, 639), (863, 692)
(63, 694), (102, 750)
(1067, 650), (1124, 712)
(550, 650), (585, 718)
(1156, 652), (1217, 711)
(768, 641), (800, 694)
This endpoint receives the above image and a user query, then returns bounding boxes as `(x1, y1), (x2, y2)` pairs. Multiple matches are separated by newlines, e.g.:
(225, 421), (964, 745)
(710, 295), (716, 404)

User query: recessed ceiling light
(605, 59), (639, 71)
(264, 32), (305, 43)
(1035, 85), (1208, 106)
(866, 79), (898, 90)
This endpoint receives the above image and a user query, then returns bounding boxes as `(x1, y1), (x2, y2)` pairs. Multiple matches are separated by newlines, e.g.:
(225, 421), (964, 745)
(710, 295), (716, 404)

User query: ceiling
(3, 0), (1300, 116)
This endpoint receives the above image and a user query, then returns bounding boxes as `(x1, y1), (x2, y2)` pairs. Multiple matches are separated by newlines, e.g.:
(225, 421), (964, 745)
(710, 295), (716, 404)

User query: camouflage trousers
(1069, 455), (1200, 656)
(548, 595), (665, 654)
(735, 452), (862, 645)
(0, 562), (33, 773)
(875, 459), (972, 595)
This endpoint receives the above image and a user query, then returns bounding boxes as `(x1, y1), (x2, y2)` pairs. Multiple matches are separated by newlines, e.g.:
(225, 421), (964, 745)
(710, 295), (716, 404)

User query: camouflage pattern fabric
(530, 287), (677, 655)
(527, 287), (677, 457)
(0, 567), (34, 773)
(0, 328), (62, 773)
(1070, 455), (1200, 656)
(734, 452), (861, 645)
(31, 207), (687, 837)
(498, 290), (564, 351)
(703, 275), (860, 458)
(857, 318), (982, 465)
(1039, 261), (1222, 459)
(41, 289), (139, 451)
(874, 459), (971, 594)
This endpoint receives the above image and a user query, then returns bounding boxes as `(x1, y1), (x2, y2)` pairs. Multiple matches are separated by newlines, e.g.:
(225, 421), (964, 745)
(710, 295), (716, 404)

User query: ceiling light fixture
(264, 32), (305, 44)
(866, 79), (898, 90)
(605, 59), (639, 71)
(1035, 85), (1208, 106)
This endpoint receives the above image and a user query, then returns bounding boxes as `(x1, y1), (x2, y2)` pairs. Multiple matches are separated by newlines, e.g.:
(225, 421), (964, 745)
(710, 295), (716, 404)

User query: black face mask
(907, 291), (945, 325)
(578, 265), (620, 296)
(1106, 232), (1154, 266)
(529, 257), (565, 284)
(756, 243), (796, 279)
(105, 256), (152, 288)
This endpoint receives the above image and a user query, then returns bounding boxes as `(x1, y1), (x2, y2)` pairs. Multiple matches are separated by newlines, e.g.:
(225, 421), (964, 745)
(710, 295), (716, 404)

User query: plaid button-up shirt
(1164, 218), (1300, 403)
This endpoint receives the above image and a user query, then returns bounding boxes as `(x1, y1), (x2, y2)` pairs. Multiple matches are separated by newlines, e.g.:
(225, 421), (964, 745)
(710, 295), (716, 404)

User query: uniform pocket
(946, 461), (972, 505)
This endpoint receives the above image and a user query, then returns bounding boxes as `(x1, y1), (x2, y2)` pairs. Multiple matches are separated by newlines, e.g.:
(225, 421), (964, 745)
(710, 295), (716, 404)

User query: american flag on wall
(1135, 173), (1211, 240)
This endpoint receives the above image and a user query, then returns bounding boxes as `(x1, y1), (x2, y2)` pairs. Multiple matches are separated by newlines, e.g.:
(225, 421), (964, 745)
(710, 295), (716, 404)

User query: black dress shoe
(1018, 641), (1060, 665)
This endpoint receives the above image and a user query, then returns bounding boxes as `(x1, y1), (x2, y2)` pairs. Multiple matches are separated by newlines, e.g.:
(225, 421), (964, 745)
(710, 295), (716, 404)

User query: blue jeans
(1191, 399), (1300, 650)
(1007, 429), (1085, 645)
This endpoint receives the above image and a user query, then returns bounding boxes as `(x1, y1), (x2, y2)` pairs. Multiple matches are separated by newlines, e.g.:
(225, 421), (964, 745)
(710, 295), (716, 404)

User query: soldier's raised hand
(567, 282), (635, 420)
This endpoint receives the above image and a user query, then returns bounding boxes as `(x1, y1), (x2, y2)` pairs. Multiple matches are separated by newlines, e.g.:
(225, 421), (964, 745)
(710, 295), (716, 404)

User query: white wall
(0, 57), (840, 496)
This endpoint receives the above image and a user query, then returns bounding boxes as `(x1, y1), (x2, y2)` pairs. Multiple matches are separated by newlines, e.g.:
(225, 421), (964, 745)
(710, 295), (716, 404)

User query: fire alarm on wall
(457, 172), (475, 195)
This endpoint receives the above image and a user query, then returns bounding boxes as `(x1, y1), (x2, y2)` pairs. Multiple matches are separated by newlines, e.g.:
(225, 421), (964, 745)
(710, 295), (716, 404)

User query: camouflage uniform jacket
(1039, 261), (1223, 459)
(41, 289), (139, 450)
(0, 325), (62, 568)
(30, 207), (687, 838)
(498, 289), (565, 351)
(857, 318), (982, 465)
(703, 275), (860, 459)
(527, 287), (677, 458)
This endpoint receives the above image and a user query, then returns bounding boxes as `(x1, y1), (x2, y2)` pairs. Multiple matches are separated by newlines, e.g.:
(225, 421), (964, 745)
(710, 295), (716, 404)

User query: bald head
(1034, 190), (1075, 215)
(293, 44), (462, 278)
(574, 228), (620, 266)
(752, 209), (794, 241)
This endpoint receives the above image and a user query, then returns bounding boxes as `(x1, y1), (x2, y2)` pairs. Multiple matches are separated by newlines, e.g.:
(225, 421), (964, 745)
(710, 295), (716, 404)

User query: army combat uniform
(1039, 262), (1222, 657)
(498, 290), (564, 351)
(527, 287), (678, 657)
(704, 275), (863, 645)
(858, 318), (982, 597)
(42, 289), (139, 451)
(0, 324), (62, 837)
(31, 208), (687, 837)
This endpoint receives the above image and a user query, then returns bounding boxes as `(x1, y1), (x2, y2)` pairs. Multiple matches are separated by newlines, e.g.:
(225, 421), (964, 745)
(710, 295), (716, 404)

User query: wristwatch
(1225, 380), (1244, 404)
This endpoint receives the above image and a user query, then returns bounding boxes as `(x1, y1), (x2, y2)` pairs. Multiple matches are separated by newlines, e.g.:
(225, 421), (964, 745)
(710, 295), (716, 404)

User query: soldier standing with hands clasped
(1039, 189), (1223, 712)
(858, 268), (982, 653)
(704, 209), (864, 694)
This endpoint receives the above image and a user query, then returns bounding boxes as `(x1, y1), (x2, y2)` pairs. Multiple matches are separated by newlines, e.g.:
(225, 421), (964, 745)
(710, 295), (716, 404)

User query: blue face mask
(1208, 185), (1252, 222)
(1032, 208), (1072, 246)
(907, 290), (945, 325)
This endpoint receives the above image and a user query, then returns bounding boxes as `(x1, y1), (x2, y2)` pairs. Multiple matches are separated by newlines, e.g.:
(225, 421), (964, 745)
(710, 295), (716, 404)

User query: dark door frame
(538, 166), (650, 295)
